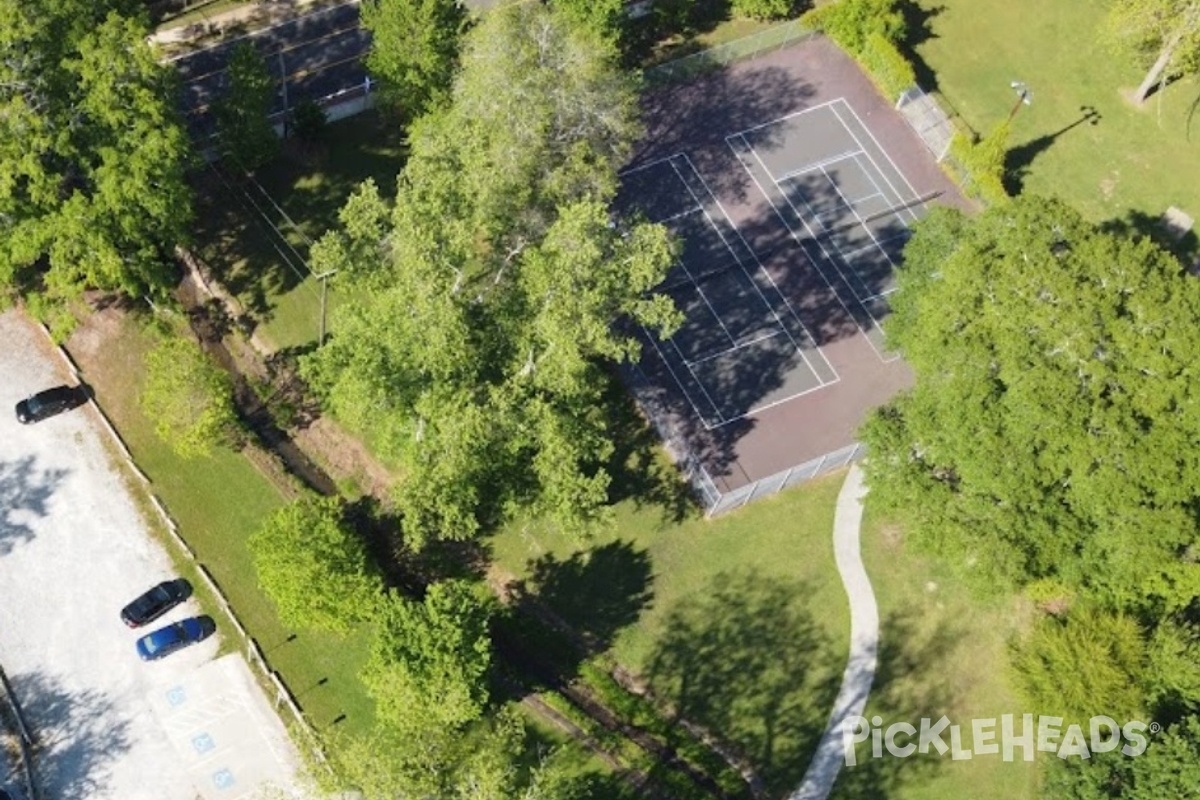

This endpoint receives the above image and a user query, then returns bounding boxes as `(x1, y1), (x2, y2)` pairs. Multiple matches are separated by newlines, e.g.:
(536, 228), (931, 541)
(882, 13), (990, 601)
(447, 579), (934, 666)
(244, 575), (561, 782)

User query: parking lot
(0, 309), (299, 799)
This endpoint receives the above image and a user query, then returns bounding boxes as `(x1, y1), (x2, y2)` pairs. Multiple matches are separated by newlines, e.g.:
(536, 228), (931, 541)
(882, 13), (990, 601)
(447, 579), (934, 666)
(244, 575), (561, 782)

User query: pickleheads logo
(842, 715), (1153, 765)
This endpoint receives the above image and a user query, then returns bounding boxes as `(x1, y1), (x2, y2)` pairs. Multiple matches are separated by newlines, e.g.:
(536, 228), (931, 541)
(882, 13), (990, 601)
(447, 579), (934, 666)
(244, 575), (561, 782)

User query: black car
(14, 384), (84, 424)
(120, 579), (192, 628)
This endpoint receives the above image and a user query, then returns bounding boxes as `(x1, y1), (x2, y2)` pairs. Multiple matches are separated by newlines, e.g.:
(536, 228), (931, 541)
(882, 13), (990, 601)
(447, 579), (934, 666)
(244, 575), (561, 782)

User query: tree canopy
(247, 496), (382, 633)
(1104, 0), (1200, 103)
(214, 41), (279, 170)
(140, 333), (239, 459)
(862, 195), (1200, 613)
(302, 3), (679, 547)
(360, 0), (466, 119)
(360, 580), (493, 733)
(0, 0), (193, 301)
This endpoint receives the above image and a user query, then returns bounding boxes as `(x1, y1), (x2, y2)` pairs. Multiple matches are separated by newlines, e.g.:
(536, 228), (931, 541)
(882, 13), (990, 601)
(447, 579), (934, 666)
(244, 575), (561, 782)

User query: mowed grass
(913, 0), (1200, 229)
(830, 506), (1040, 800)
(192, 110), (408, 351)
(490, 472), (851, 795)
(68, 312), (375, 736)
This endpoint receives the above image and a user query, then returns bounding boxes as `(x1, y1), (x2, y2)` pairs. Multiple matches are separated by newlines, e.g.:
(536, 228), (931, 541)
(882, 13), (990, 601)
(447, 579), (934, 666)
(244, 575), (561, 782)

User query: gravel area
(0, 308), (299, 800)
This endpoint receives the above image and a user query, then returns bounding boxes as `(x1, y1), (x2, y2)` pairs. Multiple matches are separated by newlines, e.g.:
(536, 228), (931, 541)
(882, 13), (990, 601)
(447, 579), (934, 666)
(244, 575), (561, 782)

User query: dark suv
(15, 385), (84, 424)
(120, 579), (192, 628)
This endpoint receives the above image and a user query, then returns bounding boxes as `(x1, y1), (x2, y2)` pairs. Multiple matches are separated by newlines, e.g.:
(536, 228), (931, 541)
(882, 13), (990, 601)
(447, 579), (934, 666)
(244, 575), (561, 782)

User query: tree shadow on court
(634, 61), (819, 209)
(646, 569), (843, 796)
(0, 456), (69, 558)
(13, 670), (134, 800)
(604, 372), (702, 524)
(1003, 106), (1101, 195)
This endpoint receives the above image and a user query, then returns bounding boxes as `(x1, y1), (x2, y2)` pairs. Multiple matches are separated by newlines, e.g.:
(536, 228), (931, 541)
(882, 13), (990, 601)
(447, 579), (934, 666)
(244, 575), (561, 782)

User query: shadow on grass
(647, 569), (842, 796)
(604, 374), (701, 525)
(1003, 105), (1101, 195)
(896, 2), (946, 93)
(1099, 208), (1200, 269)
(519, 540), (655, 658)
(829, 608), (968, 799)
(191, 111), (407, 331)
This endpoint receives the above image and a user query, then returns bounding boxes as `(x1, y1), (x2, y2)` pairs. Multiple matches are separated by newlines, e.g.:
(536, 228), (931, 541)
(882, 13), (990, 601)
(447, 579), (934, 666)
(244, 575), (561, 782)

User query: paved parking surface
(0, 309), (300, 799)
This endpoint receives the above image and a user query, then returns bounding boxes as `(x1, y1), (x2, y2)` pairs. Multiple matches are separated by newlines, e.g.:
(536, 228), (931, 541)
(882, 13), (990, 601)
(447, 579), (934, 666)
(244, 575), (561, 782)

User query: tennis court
(622, 34), (965, 504)
(616, 154), (838, 429)
(729, 98), (937, 358)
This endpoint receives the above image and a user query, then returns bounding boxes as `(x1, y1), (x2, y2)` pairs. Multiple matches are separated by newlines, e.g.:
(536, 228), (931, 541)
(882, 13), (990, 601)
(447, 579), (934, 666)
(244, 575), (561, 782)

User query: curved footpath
(789, 465), (879, 800)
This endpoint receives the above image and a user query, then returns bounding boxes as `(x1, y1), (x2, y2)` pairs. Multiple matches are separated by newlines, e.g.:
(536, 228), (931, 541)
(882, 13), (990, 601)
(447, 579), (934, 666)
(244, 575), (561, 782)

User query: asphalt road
(173, 1), (370, 138)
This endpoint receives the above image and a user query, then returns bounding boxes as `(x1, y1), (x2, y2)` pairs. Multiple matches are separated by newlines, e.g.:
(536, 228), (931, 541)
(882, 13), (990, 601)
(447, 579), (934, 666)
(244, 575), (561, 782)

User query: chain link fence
(643, 17), (818, 87)
(625, 361), (863, 516)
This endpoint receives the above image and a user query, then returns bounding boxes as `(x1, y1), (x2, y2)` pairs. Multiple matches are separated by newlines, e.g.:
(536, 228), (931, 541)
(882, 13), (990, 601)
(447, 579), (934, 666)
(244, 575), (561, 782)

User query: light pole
(315, 269), (337, 347)
(1008, 80), (1032, 122)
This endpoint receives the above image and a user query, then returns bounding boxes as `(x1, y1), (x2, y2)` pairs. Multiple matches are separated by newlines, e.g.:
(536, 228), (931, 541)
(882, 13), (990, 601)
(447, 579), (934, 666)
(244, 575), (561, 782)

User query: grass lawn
(830, 506), (1040, 800)
(912, 0), (1200, 238)
(67, 311), (375, 736)
(490, 472), (851, 796)
(192, 110), (408, 352)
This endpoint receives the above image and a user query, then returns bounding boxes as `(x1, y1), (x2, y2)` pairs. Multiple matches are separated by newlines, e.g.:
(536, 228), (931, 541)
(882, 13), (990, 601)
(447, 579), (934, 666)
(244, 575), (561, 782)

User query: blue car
(135, 616), (215, 661)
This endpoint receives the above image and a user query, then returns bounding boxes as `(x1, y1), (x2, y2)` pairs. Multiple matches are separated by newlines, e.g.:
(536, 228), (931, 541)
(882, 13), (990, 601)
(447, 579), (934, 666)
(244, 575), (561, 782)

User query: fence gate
(896, 86), (955, 162)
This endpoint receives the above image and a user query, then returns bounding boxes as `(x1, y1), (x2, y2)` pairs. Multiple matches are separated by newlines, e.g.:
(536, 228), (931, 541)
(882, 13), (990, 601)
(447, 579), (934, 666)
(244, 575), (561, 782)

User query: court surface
(617, 154), (838, 429)
(622, 35), (967, 494)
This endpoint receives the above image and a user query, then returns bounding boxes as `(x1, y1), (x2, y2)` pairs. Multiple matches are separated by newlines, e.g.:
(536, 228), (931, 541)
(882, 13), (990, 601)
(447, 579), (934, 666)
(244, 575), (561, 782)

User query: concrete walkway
(788, 464), (879, 800)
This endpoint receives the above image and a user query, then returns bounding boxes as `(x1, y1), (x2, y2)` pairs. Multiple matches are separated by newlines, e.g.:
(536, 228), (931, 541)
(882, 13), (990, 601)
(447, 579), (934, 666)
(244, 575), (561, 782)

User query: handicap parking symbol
(192, 732), (216, 755)
(212, 768), (235, 790)
(165, 686), (187, 707)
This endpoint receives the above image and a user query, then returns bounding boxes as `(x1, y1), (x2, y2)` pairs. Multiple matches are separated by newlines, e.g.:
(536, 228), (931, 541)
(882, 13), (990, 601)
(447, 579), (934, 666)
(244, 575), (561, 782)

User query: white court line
(774, 149), (864, 183)
(619, 153), (687, 177)
(862, 286), (899, 303)
(832, 100), (923, 226)
(775, 163), (877, 305)
(685, 329), (784, 367)
(656, 206), (707, 225)
(647, 323), (726, 428)
(734, 133), (892, 364)
(717, 376), (835, 429)
(841, 233), (909, 263)
(668, 160), (739, 349)
(732, 98), (847, 137)
(845, 190), (886, 208)
(820, 161), (900, 274)
(677, 153), (838, 389)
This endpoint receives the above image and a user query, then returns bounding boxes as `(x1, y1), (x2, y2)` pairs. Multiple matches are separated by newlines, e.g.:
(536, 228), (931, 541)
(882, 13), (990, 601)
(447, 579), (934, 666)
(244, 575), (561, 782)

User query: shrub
(859, 30), (916, 97)
(732, 0), (796, 21)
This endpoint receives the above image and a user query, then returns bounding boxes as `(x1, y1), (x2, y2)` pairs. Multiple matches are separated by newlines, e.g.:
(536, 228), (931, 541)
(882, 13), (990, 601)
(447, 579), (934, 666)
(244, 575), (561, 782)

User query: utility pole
(1008, 80), (1032, 122)
(315, 269), (337, 347)
(277, 50), (289, 138)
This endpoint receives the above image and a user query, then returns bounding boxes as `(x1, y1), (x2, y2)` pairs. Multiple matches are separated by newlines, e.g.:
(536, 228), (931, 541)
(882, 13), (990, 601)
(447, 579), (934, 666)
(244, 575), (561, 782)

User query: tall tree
(862, 196), (1200, 612)
(248, 496), (382, 633)
(1105, 0), (1200, 103)
(0, 1), (193, 301)
(1043, 715), (1200, 799)
(302, 3), (679, 547)
(360, 581), (493, 733)
(214, 42), (279, 170)
(360, 0), (465, 119)
(140, 333), (239, 459)
(552, 0), (628, 45)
